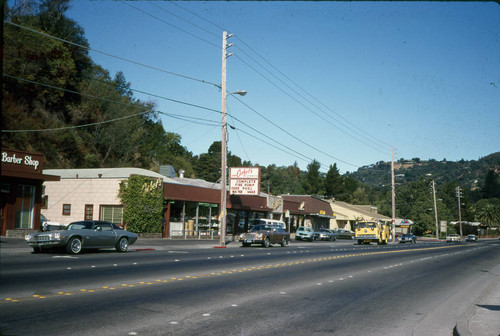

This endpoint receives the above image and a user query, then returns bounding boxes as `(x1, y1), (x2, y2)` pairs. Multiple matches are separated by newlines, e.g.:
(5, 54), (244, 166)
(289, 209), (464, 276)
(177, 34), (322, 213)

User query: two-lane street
(1, 239), (499, 335)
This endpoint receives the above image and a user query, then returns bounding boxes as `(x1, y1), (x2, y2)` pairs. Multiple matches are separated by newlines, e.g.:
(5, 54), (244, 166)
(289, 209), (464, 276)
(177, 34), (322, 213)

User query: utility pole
(219, 31), (230, 247)
(432, 180), (439, 239)
(456, 186), (463, 236)
(391, 147), (396, 243)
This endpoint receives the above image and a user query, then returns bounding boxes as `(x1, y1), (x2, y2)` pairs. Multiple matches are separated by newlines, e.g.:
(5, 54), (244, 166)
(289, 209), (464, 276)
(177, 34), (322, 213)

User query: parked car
(25, 220), (138, 254)
(295, 226), (314, 241)
(399, 233), (417, 244)
(335, 229), (355, 240)
(446, 234), (462, 243)
(466, 234), (477, 242)
(314, 228), (338, 241)
(40, 214), (67, 231)
(239, 223), (290, 247)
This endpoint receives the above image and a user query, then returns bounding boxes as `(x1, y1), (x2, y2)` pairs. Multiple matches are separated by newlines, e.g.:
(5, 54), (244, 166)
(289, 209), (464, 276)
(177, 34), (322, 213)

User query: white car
(40, 214), (67, 231)
(446, 234), (461, 243)
(295, 226), (314, 241)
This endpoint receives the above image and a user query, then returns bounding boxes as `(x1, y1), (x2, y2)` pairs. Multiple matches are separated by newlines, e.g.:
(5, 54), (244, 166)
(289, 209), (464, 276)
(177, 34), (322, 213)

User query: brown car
(239, 224), (290, 247)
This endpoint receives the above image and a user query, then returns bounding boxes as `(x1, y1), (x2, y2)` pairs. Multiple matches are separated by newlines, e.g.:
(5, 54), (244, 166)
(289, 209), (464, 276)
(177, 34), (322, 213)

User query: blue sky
(65, 1), (500, 174)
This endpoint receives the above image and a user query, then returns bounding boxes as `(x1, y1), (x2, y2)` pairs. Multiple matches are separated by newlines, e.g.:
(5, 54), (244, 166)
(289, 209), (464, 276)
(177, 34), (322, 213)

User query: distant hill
(347, 152), (500, 190)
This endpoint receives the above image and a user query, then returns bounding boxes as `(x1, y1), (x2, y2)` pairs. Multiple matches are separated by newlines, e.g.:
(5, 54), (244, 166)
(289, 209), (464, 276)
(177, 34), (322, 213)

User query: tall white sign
(229, 167), (261, 195)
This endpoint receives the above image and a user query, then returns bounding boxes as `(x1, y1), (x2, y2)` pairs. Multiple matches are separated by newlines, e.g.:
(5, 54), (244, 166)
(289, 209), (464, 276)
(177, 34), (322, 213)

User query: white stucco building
(41, 168), (175, 225)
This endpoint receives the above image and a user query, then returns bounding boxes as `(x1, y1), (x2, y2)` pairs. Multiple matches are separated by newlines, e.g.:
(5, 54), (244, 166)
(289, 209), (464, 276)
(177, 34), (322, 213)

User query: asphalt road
(1, 240), (499, 336)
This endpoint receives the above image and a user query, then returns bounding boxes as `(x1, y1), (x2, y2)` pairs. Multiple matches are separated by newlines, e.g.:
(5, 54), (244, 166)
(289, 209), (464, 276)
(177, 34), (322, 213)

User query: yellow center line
(1, 244), (465, 303)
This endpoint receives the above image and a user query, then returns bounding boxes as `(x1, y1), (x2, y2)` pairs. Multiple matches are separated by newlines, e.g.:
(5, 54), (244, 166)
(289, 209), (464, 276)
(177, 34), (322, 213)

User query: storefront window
(197, 203), (218, 231)
(15, 185), (35, 229)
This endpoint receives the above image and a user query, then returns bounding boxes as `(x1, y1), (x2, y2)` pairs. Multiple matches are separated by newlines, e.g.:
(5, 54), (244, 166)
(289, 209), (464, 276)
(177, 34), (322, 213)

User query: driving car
(239, 223), (290, 247)
(335, 229), (355, 240)
(399, 233), (417, 244)
(314, 228), (338, 241)
(466, 234), (477, 242)
(295, 226), (314, 241)
(25, 220), (138, 254)
(446, 234), (462, 243)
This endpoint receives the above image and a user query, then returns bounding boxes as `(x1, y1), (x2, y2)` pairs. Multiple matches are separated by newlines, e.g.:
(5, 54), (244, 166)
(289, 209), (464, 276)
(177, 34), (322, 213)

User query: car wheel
(116, 237), (129, 252)
(242, 242), (250, 247)
(33, 247), (43, 254)
(66, 237), (83, 254)
(262, 237), (270, 248)
(281, 237), (288, 247)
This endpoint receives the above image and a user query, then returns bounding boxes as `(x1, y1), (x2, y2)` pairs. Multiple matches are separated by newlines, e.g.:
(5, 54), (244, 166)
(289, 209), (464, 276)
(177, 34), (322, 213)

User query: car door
(92, 222), (117, 247)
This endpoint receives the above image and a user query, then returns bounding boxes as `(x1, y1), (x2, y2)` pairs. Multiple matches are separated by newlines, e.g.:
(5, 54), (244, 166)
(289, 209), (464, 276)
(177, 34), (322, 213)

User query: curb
(453, 271), (500, 336)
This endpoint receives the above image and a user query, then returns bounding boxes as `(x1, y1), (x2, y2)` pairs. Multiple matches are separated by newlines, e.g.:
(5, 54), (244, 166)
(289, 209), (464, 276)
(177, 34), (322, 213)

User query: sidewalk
(454, 274), (500, 336)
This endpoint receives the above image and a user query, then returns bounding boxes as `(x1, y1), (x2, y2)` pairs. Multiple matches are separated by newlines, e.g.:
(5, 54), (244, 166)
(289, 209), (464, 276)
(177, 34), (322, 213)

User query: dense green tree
(302, 160), (323, 196)
(265, 164), (304, 195)
(325, 163), (343, 198)
(482, 169), (500, 199)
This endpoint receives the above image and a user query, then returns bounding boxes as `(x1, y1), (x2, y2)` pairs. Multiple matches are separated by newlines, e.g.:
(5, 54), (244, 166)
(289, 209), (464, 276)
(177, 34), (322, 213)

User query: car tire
(66, 237), (83, 254)
(33, 247), (43, 254)
(262, 237), (270, 248)
(281, 237), (288, 247)
(242, 242), (250, 247)
(116, 237), (129, 252)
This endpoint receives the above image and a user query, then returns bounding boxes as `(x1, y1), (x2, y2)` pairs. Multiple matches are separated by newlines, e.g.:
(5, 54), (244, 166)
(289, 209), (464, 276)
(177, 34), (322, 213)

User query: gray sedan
(25, 220), (138, 254)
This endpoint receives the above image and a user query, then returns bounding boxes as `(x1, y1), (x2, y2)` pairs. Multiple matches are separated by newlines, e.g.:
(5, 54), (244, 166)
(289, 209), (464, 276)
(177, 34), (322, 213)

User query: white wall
(42, 178), (123, 224)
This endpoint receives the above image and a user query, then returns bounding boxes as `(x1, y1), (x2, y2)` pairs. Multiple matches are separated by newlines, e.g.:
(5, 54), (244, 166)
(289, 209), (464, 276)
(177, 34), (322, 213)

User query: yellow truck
(355, 221), (390, 245)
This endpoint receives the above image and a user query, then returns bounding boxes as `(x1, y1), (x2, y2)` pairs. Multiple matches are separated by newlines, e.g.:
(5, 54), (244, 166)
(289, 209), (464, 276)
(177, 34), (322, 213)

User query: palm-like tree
(476, 204), (500, 228)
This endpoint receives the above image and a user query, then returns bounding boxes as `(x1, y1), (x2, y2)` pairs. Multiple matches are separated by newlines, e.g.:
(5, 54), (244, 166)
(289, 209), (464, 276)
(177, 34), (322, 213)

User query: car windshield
(357, 222), (376, 228)
(319, 229), (330, 232)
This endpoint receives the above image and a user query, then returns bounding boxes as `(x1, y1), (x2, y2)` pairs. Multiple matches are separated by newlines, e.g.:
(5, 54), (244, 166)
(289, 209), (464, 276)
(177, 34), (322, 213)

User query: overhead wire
(1, 74), (220, 132)
(120, 1), (220, 49)
(4, 21), (220, 88)
(226, 104), (252, 164)
(3, 73), (326, 168)
(164, 1), (393, 152)
(234, 37), (393, 150)
(5, 6), (365, 170)
(230, 94), (359, 168)
(126, 2), (360, 168)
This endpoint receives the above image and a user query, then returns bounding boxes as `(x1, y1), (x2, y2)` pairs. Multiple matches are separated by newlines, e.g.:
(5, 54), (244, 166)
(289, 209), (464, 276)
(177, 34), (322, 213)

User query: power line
(235, 37), (393, 151)
(147, 1), (220, 40)
(230, 94), (360, 168)
(2, 74), (220, 132)
(4, 13), (362, 170)
(162, 1), (392, 152)
(120, 1), (220, 50)
(4, 21), (220, 88)
(3, 73), (326, 169)
(233, 53), (388, 155)
(105, 3), (362, 169)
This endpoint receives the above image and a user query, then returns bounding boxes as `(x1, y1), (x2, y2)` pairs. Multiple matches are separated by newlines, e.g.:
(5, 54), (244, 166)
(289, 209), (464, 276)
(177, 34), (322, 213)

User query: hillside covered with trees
(2, 0), (499, 236)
